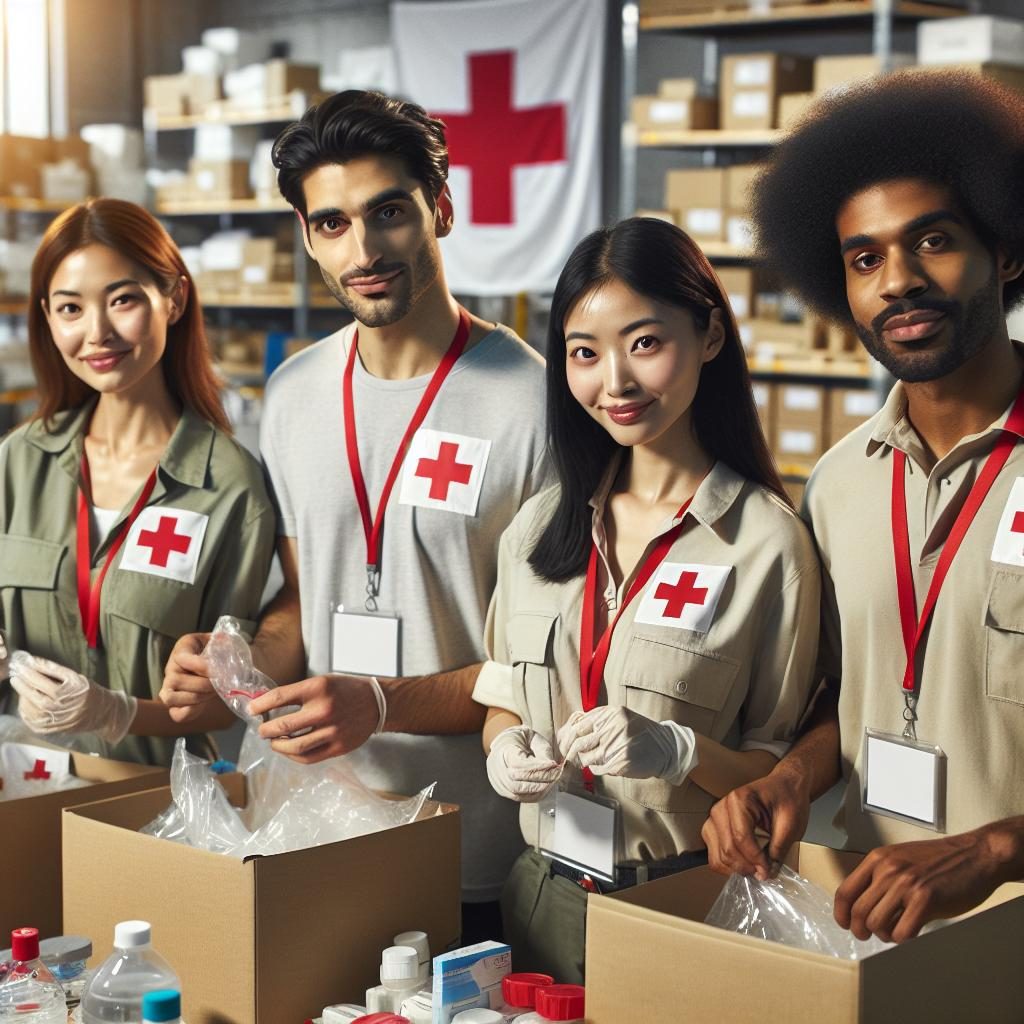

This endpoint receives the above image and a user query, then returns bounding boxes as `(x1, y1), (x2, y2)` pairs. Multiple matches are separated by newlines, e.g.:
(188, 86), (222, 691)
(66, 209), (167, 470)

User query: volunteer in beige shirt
(0, 199), (273, 766)
(703, 71), (1024, 946)
(473, 218), (820, 982)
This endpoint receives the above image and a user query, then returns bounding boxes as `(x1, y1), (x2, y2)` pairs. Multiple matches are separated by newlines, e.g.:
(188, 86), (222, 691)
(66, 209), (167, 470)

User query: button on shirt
(475, 459), (821, 861)
(805, 377), (1024, 851)
(0, 402), (276, 766)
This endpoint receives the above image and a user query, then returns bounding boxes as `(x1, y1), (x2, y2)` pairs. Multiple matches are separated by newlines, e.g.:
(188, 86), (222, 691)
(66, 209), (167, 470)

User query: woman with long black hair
(472, 217), (821, 981)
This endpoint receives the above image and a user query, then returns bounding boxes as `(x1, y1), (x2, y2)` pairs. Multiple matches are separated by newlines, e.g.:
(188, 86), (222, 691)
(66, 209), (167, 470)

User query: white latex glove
(557, 706), (699, 785)
(9, 652), (137, 745)
(486, 725), (563, 803)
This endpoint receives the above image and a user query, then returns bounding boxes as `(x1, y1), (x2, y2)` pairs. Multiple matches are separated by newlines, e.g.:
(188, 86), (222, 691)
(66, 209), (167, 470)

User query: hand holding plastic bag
(202, 617), (281, 724)
(705, 864), (893, 959)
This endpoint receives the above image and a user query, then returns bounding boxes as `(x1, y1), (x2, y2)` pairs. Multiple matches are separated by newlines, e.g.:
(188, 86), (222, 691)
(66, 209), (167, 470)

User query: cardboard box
(185, 73), (223, 115)
(725, 163), (761, 215)
(658, 77), (698, 100)
(721, 53), (813, 131)
(189, 158), (252, 200)
(665, 168), (726, 241)
(750, 379), (776, 445)
(641, 0), (816, 13)
(632, 95), (717, 131)
(918, 16), (1024, 69)
(716, 266), (755, 322)
(63, 782), (461, 1024)
(778, 91), (817, 131)
(0, 751), (165, 940)
(144, 74), (188, 117)
(775, 382), (826, 462)
(265, 58), (321, 99)
(586, 842), (1024, 1024)
(813, 54), (915, 96)
(828, 386), (883, 445)
(0, 135), (53, 197)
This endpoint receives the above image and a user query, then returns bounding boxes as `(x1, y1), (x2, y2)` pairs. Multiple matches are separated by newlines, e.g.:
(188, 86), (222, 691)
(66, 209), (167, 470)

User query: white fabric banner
(392, 0), (605, 296)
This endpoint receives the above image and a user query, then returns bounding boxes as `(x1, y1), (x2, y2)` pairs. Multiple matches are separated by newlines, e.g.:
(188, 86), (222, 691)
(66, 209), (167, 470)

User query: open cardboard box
(63, 777), (460, 1024)
(0, 750), (166, 939)
(585, 842), (1024, 1023)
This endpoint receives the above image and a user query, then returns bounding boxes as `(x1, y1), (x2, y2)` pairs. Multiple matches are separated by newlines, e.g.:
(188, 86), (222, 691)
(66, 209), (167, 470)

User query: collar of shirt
(23, 399), (217, 493)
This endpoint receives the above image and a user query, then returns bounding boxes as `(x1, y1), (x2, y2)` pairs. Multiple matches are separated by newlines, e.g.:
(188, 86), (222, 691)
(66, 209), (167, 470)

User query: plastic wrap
(0, 715), (93, 801)
(140, 617), (432, 856)
(704, 865), (893, 960)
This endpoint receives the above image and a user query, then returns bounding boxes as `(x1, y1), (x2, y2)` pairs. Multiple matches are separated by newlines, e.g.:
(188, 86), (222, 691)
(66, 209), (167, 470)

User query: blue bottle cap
(209, 759), (236, 774)
(142, 989), (181, 1022)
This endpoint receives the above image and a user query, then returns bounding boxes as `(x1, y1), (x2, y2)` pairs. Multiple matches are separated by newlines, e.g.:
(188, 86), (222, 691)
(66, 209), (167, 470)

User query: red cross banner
(0, 742), (71, 792)
(392, 0), (605, 295)
(991, 477), (1024, 567)
(398, 427), (491, 516)
(633, 562), (732, 634)
(119, 506), (209, 585)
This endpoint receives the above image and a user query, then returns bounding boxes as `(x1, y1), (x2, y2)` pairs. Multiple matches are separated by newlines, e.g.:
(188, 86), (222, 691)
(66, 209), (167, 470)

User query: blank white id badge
(540, 787), (620, 883)
(330, 606), (401, 677)
(862, 728), (947, 832)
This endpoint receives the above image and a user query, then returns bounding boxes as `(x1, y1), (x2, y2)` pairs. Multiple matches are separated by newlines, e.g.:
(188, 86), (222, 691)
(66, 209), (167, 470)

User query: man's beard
(853, 270), (1002, 384)
(320, 240), (441, 329)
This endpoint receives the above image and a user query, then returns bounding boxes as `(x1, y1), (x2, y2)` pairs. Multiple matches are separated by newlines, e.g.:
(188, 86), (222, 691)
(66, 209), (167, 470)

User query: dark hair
(29, 198), (229, 432)
(273, 89), (449, 217)
(529, 217), (790, 583)
(752, 69), (1024, 322)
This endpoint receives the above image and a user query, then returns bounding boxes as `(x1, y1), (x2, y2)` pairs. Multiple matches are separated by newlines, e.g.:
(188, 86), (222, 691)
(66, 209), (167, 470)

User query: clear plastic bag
(704, 865), (893, 960)
(140, 618), (433, 857)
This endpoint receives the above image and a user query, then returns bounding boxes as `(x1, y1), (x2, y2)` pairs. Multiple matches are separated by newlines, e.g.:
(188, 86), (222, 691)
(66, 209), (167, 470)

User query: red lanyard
(76, 454), (157, 649)
(343, 307), (470, 594)
(579, 496), (695, 713)
(891, 387), (1024, 699)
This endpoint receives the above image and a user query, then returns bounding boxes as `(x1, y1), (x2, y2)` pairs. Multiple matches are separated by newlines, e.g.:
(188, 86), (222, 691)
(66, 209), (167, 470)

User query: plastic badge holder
(704, 864), (893, 959)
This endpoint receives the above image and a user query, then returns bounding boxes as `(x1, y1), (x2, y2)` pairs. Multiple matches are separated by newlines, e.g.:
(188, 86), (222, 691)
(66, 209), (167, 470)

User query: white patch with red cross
(119, 506), (209, 584)
(398, 428), (491, 517)
(633, 562), (732, 633)
(991, 477), (1024, 568)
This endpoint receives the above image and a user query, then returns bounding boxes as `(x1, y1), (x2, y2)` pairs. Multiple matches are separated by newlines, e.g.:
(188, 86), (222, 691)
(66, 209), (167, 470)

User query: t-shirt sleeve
(472, 522), (520, 716)
(738, 543), (822, 759)
(258, 388), (297, 538)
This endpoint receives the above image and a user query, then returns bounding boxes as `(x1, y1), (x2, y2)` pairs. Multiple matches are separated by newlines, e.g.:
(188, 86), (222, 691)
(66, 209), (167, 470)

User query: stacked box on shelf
(827, 385), (883, 446)
(640, 0), (818, 15)
(665, 167), (727, 241)
(720, 53), (813, 131)
(632, 77), (718, 132)
(774, 381), (826, 474)
(723, 163), (760, 250)
(918, 15), (1024, 69)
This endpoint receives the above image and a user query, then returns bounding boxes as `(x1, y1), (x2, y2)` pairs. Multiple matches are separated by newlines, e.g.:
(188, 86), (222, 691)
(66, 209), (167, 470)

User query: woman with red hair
(0, 198), (275, 765)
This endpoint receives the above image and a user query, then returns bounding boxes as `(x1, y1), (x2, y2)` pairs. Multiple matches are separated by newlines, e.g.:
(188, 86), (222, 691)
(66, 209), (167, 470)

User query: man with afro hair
(703, 70), (1024, 944)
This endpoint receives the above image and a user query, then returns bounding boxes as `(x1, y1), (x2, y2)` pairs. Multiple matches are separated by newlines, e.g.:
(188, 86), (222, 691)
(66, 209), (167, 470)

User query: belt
(548, 849), (708, 895)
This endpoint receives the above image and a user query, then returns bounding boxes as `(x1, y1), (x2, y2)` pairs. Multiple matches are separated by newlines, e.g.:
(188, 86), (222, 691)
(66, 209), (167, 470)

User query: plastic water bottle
(80, 922), (179, 1023)
(0, 927), (67, 1023)
(141, 990), (180, 1024)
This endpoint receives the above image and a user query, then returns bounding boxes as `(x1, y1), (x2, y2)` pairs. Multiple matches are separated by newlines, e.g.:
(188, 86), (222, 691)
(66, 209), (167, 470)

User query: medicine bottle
(500, 973), (553, 1016)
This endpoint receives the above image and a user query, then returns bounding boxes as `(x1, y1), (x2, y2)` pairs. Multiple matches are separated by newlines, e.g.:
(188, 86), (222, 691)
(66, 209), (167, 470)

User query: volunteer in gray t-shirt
(160, 90), (548, 939)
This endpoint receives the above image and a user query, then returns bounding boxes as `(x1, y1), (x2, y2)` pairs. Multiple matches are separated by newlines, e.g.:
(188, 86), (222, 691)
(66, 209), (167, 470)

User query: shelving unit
(146, 102), (302, 132)
(637, 128), (782, 147)
(156, 197), (291, 215)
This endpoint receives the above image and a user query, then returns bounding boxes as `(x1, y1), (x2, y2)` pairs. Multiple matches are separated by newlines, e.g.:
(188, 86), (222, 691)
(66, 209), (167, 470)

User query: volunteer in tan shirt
(473, 217), (820, 982)
(704, 71), (1024, 945)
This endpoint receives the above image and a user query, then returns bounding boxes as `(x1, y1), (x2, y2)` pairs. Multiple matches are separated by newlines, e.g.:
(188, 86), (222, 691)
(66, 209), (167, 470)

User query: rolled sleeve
(475, 524), (521, 716)
(472, 659), (518, 714)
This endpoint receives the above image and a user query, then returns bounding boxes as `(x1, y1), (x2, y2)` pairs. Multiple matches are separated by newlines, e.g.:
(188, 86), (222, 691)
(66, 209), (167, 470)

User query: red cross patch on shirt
(119, 506), (209, 584)
(992, 477), (1024, 568)
(633, 562), (732, 633)
(399, 428), (491, 517)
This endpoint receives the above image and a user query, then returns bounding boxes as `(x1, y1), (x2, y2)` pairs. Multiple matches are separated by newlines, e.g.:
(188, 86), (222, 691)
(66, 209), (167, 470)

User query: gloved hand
(557, 706), (699, 785)
(9, 652), (137, 745)
(486, 725), (562, 803)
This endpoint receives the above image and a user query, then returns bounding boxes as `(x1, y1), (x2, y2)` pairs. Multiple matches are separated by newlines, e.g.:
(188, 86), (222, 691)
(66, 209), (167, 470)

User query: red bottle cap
(11, 927), (39, 963)
(351, 1016), (410, 1024)
(502, 972), (555, 1008)
(535, 984), (586, 1021)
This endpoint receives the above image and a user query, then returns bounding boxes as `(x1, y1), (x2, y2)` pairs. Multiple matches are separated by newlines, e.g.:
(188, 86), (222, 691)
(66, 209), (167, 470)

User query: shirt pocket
(0, 534), (67, 653)
(984, 571), (1024, 707)
(507, 611), (558, 740)
(622, 633), (740, 813)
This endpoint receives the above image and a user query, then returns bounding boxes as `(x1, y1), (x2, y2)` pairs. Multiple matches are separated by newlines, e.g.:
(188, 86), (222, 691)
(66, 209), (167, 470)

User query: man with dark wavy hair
(161, 90), (549, 941)
(703, 70), (1024, 943)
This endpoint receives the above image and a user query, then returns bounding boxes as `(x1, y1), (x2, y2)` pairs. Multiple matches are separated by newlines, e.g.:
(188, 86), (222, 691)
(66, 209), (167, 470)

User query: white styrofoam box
(80, 124), (144, 170)
(224, 63), (267, 107)
(201, 27), (266, 69)
(333, 45), (397, 94)
(918, 16), (1024, 68)
(200, 231), (251, 272)
(182, 45), (222, 77)
(178, 246), (202, 278)
(41, 162), (90, 203)
(194, 124), (261, 162)
(250, 140), (277, 195)
(96, 168), (147, 206)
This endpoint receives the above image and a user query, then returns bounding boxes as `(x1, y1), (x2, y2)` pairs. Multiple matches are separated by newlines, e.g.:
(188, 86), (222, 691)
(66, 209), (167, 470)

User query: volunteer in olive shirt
(0, 199), (274, 766)
(703, 72), (1024, 945)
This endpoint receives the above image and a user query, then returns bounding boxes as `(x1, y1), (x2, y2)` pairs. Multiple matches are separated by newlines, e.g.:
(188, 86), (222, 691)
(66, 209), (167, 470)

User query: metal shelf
(147, 102), (301, 132)
(638, 128), (781, 147)
(0, 197), (73, 213)
(640, 1), (965, 33)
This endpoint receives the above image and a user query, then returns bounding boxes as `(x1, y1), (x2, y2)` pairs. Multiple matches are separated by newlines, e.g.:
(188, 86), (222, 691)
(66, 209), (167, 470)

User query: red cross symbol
(434, 50), (567, 225)
(1012, 511), (1024, 535)
(137, 516), (192, 568)
(415, 442), (474, 501)
(23, 759), (51, 781)
(655, 571), (709, 619)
